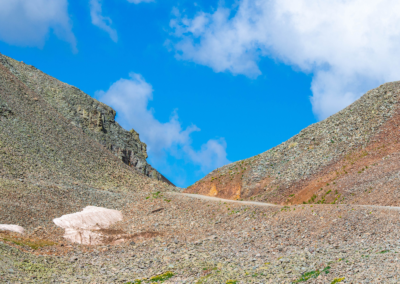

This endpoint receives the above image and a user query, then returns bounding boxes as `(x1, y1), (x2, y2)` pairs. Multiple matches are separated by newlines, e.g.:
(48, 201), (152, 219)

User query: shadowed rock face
(187, 81), (400, 206)
(0, 53), (173, 186)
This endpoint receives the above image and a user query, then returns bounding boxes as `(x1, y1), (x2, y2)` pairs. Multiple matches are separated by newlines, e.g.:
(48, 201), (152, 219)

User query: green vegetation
(307, 194), (317, 203)
(149, 271), (174, 282)
(17, 260), (52, 276)
(146, 191), (161, 199)
(331, 194), (341, 204)
(128, 272), (175, 283)
(331, 277), (345, 284)
(292, 266), (330, 283)
(145, 191), (171, 203)
(1, 235), (55, 250)
(226, 280), (238, 284)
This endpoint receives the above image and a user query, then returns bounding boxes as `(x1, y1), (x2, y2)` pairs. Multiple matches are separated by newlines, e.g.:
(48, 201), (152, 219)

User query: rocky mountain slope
(2, 53), (400, 283)
(0, 52), (176, 236)
(186, 81), (400, 206)
(0, 53), (172, 185)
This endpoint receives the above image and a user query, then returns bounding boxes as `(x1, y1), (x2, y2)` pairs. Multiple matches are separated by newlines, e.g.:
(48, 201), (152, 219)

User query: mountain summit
(187, 81), (400, 206)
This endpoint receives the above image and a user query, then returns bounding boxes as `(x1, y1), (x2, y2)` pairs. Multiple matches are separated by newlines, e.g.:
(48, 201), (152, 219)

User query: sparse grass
(331, 277), (345, 284)
(0, 234), (56, 250)
(17, 260), (51, 274)
(307, 194), (317, 204)
(145, 192), (170, 203)
(146, 191), (162, 199)
(148, 271), (174, 282)
(331, 194), (341, 204)
(292, 266), (330, 283)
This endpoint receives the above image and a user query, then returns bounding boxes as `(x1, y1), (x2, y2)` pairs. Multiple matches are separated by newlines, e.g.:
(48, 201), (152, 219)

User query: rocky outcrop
(0, 53), (173, 185)
(0, 99), (12, 119)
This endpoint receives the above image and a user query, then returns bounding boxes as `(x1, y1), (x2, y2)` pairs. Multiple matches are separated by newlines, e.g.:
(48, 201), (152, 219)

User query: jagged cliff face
(187, 81), (400, 206)
(0, 54), (173, 185)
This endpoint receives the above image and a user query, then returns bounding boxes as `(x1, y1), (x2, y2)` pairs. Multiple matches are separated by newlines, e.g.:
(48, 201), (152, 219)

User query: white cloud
(169, 0), (400, 120)
(0, 0), (76, 50)
(96, 73), (230, 177)
(90, 0), (118, 42)
(127, 0), (154, 4)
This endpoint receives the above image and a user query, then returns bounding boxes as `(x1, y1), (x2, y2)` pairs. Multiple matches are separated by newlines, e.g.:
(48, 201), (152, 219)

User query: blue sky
(1, 0), (399, 187)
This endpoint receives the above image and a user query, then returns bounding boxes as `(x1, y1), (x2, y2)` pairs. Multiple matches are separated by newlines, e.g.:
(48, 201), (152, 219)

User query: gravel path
(169, 191), (400, 211)
(167, 192), (280, 207)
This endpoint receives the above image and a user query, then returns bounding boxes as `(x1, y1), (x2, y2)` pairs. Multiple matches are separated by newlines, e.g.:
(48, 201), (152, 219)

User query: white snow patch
(53, 206), (123, 245)
(0, 224), (25, 234)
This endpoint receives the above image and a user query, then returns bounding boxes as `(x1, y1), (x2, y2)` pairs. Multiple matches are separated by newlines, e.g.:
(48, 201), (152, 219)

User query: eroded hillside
(186, 82), (400, 206)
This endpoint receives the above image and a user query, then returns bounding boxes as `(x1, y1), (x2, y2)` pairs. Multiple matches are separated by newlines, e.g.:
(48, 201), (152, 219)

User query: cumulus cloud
(127, 0), (154, 4)
(0, 0), (76, 50)
(90, 0), (118, 42)
(96, 73), (230, 177)
(169, 0), (400, 120)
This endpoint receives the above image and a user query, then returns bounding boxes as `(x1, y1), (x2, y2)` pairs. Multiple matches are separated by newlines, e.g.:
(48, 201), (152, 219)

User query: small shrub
(331, 277), (345, 284)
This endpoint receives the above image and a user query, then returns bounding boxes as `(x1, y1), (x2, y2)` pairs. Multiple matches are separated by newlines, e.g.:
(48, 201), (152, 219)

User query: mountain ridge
(0, 53), (173, 186)
(186, 81), (400, 206)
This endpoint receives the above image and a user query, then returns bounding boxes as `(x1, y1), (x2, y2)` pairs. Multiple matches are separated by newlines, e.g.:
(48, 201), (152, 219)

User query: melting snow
(53, 206), (123, 245)
(0, 224), (25, 234)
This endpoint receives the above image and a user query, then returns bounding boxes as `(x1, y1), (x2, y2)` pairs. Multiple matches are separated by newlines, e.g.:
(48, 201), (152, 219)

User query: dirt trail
(167, 192), (280, 207)
(168, 192), (400, 211)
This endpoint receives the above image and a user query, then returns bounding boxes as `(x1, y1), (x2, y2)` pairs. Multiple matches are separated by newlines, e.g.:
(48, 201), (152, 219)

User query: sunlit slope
(187, 82), (400, 206)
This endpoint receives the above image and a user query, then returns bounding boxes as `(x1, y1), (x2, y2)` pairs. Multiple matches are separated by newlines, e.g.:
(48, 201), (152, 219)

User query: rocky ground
(2, 181), (400, 283)
(2, 53), (400, 283)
